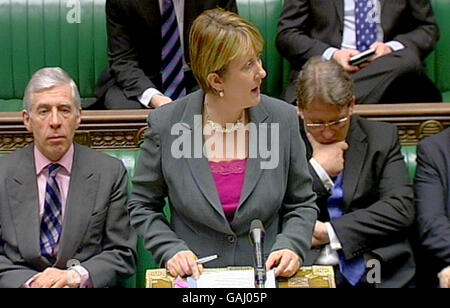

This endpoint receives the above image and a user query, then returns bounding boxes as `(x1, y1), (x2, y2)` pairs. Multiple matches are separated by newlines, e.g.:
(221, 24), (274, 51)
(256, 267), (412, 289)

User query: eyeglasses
(305, 116), (349, 130)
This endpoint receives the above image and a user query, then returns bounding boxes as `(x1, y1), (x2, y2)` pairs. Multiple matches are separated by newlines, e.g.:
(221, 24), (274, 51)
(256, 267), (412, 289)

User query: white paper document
(192, 269), (276, 288)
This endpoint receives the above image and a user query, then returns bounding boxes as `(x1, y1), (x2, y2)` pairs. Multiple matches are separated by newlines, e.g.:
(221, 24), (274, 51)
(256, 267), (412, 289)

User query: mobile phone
(349, 48), (376, 66)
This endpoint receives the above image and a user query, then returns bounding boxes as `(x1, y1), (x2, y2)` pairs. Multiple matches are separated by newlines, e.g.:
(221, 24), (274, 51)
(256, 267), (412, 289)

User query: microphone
(249, 219), (266, 288)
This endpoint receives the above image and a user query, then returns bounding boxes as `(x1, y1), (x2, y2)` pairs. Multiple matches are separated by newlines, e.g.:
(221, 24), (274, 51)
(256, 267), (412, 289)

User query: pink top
(209, 159), (247, 223)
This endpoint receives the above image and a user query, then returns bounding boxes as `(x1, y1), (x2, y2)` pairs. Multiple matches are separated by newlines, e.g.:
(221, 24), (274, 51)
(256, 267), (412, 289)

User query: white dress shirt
(309, 158), (342, 265)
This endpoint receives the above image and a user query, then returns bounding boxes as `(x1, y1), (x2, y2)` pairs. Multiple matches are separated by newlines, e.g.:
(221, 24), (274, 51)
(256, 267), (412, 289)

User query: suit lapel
(7, 146), (45, 266)
(378, 0), (386, 28)
(343, 117), (367, 211)
(181, 91), (224, 219)
(139, 0), (162, 35)
(334, 0), (344, 25)
(56, 144), (98, 265)
(238, 103), (269, 209)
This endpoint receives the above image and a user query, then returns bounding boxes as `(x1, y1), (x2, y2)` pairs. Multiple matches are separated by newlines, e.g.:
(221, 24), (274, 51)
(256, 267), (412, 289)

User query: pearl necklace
(204, 105), (245, 134)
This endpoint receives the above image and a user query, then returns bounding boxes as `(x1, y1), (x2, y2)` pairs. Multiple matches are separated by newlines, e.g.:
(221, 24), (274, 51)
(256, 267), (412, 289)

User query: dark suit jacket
(414, 128), (450, 283)
(97, 0), (237, 100)
(128, 90), (319, 268)
(277, 0), (439, 71)
(301, 116), (415, 287)
(0, 144), (137, 288)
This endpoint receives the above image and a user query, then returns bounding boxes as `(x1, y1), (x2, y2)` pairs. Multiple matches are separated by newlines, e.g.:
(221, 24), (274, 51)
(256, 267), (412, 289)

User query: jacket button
(227, 235), (236, 244)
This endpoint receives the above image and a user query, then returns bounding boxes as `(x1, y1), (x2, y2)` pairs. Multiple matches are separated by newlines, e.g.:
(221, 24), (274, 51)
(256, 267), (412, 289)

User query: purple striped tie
(161, 0), (186, 100)
(40, 164), (62, 262)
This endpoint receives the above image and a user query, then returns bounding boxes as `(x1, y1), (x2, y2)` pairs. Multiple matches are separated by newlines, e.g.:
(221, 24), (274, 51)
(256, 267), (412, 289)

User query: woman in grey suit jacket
(128, 8), (318, 280)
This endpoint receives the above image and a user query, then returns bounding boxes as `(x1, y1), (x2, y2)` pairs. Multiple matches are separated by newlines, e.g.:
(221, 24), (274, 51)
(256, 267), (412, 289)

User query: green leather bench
(0, 0), (447, 110)
(0, 0), (108, 112)
(103, 145), (419, 287)
(0, 0), (284, 111)
(0, 143), (421, 288)
(238, 0), (284, 98)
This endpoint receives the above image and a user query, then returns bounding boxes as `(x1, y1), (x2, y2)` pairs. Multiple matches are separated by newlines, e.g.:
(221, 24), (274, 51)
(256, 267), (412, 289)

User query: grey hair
(296, 57), (354, 109)
(23, 67), (81, 113)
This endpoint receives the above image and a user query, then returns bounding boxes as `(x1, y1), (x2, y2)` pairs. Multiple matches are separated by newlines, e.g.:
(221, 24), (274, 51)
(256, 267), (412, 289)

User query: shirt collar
(35, 144), (74, 176)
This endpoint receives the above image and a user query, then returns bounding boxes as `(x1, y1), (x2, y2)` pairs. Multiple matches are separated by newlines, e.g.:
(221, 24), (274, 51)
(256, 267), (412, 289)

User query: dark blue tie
(40, 163), (62, 262)
(355, 0), (377, 52)
(161, 0), (186, 100)
(328, 173), (366, 286)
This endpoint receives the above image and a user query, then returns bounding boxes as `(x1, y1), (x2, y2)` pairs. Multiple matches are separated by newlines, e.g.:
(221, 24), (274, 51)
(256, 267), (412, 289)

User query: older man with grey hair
(297, 57), (415, 288)
(0, 67), (137, 288)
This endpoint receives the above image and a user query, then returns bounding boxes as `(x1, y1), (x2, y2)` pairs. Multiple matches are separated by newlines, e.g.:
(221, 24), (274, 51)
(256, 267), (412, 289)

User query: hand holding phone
(349, 48), (376, 66)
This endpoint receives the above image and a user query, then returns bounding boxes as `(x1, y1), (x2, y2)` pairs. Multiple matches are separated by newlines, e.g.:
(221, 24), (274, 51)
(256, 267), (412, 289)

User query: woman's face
(220, 53), (267, 109)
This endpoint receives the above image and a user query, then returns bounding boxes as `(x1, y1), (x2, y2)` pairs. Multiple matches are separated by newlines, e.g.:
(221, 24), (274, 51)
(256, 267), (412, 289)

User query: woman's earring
(219, 91), (224, 98)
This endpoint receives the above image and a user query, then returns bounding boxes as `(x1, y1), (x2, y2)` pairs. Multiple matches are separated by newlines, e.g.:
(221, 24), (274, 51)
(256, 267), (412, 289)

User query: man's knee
(105, 86), (143, 109)
(382, 50), (422, 78)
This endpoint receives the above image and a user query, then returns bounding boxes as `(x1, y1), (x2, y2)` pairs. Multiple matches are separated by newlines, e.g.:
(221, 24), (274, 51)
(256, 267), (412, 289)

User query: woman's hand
(438, 267), (450, 288)
(166, 250), (203, 279)
(265, 249), (301, 277)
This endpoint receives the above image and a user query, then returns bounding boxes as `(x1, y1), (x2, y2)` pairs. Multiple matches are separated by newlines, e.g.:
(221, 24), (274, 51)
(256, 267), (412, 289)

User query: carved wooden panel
(0, 133), (34, 151)
(0, 110), (150, 153)
(0, 104), (449, 153)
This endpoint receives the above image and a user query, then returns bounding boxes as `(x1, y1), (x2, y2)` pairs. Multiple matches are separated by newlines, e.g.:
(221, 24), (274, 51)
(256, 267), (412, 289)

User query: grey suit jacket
(128, 90), (319, 268)
(0, 144), (137, 288)
(415, 128), (450, 282)
(277, 0), (439, 70)
(301, 116), (416, 287)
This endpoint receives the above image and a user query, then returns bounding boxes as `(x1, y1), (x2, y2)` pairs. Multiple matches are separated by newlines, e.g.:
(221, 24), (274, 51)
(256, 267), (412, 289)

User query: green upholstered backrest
(401, 146), (418, 180)
(0, 0), (448, 111)
(103, 149), (171, 288)
(237, 0), (284, 98)
(0, 0), (285, 113)
(0, 144), (420, 287)
(103, 144), (418, 287)
(103, 150), (158, 288)
(0, 0), (108, 110)
(425, 0), (450, 102)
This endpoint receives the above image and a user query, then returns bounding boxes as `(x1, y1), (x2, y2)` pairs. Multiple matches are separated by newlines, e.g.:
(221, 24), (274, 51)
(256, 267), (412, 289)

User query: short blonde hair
(189, 8), (264, 94)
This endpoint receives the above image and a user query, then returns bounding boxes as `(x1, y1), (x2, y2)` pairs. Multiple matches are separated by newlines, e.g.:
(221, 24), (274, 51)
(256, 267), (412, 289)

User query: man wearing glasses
(296, 57), (415, 288)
